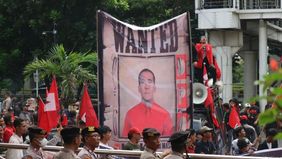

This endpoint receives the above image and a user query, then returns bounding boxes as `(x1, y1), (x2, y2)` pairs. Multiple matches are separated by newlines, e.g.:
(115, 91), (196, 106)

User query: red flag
(203, 66), (219, 128)
(78, 84), (99, 127)
(38, 96), (52, 132)
(39, 77), (60, 131)
(204, 88), (220, 128)
(229, 106), (241, 128)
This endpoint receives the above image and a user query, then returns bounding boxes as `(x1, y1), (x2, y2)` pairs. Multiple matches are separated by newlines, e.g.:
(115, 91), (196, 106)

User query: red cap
(128, 127), (141, 135)
(240, 115), (248, 120)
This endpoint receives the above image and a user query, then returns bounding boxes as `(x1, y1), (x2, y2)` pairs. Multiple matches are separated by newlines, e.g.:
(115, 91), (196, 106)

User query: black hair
(14, 118), (24, 128)
(3, 114), (12, 125)
(229, 98), (239, 105)
(138, 68), (155, 85)
(60, 127), (80, 145)
(128, 132), (134, 140)
(29, 132), (36, 142)
(188, 129), (196, 138)
(234, 126), (244, 137)
(171, 142), (186, 152)
(100, 125), (111, 139)
(266, 128), (277, 137)
(223, 103), (230, 109)
(237, 138), (248, 150)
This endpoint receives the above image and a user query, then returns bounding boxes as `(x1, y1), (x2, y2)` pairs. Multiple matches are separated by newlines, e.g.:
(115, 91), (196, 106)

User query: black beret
(81, 126), (100, 137)
(168, 131), (189, 143)
(142, 128), (160, 139)
(100, 125), (111, 134)
(60, 126), (80, 137)
(28, 127), (47, 135)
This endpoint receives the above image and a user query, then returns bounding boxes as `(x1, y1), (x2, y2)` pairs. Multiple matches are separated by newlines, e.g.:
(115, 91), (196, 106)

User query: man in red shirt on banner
(122, 68), (173, 137)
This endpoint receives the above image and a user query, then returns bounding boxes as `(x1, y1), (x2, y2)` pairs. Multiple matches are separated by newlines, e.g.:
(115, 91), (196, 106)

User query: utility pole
(33, 57), (39, 97)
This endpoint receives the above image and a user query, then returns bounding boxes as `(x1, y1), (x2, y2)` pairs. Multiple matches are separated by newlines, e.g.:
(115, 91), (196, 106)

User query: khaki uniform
(53, 148), (80, 159)
(78, 146), (98, 159)
(163, 152), (185, 159)
(23, 146), (54, 159)
(140, 147), (161, 159)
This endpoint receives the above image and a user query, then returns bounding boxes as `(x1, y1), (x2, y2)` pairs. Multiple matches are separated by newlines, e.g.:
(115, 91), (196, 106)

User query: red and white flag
(203, 66), (219, 128)
(38, 96), (51, 131)
(38, 76), (60, 132)
(78, 84), (99, 127)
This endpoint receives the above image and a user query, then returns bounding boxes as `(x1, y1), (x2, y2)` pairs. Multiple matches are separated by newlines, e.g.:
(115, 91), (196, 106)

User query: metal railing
(196, 0), (282, 10)
(0, 143), (279, 159)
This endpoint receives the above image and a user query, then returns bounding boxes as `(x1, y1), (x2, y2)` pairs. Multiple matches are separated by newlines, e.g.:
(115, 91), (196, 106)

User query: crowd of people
(0, 91), (279, 159)
(0, 35), (279, 159)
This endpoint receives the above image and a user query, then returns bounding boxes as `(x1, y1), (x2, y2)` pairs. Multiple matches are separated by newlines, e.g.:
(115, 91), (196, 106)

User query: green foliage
(257, 69), (282, 138)
(24, 44), (97, 106)
(259, 108), (277, 125)
(0, 0), (197, 94)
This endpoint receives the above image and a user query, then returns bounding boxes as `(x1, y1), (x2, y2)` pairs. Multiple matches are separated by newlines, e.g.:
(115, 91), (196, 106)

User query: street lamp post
(42, 22), (57, 45)
(36, 22), (57, 96)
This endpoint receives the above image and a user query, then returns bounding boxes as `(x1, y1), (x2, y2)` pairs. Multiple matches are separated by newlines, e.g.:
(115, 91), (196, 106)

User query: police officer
(53, 126), (81, 159)
(78, 126), (101, 159)
(23, 127), (53, 159)
(141, 128), (170, 159)
(164, 131), (190, 159)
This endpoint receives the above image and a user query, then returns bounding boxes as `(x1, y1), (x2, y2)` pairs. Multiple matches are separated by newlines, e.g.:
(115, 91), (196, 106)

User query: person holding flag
(194, 36), (222, 129)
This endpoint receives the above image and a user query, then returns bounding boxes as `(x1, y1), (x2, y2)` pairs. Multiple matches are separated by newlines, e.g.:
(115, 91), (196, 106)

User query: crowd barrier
(0, 143), (278, 159)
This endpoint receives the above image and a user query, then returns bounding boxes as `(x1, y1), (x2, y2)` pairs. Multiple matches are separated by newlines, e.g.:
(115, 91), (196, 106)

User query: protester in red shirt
(186, 129), (196, 153)
(122, 68), (173, 137)
(3, 114), (15, 143)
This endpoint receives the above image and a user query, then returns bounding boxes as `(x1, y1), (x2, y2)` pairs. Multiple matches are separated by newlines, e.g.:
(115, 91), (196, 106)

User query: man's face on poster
(138, 71), (156, 103)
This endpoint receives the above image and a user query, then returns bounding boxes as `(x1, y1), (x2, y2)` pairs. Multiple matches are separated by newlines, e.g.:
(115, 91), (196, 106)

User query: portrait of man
(122, 68), (174, 137)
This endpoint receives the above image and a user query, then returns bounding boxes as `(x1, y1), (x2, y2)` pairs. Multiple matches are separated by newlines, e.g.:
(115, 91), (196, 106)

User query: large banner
(97, 11), (192, 149)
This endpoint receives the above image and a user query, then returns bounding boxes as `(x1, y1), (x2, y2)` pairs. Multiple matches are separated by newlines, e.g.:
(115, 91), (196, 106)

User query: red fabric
(3, 126), (14, 143)
(38, 77), (60, 132)
(38, 97), (52, 132)
(203, 66), (219, 128)
(48, 76), (60, 127)
(195, 43), (214, 68)
(214, 59), (221, 80)
(61, 113), (68, 127)
(78, 84), (99, 127)
(122, 102), (173, 137)
(229, 106), (241, 128)
(204, 88), (220, 128)
(269, 57), (279, 71)
(186, 145), (195, 153)
(240, 115), (248, 120)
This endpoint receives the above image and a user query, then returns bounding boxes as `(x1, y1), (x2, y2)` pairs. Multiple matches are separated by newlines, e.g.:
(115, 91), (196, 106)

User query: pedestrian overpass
(195, 0), (282, 110)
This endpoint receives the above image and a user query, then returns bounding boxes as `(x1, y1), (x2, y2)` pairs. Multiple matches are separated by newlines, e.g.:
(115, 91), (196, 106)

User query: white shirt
(99, 142), (114, 150)
(6, 133), (24, 159)
(267, 142), (272, 149)
(232, 138), (251, 155)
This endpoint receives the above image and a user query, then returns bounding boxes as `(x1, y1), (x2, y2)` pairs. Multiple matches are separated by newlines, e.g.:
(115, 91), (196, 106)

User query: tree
(257, 69), (282, 138)
(0, 0), (197, 93)
(24, 44), (97, 106)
